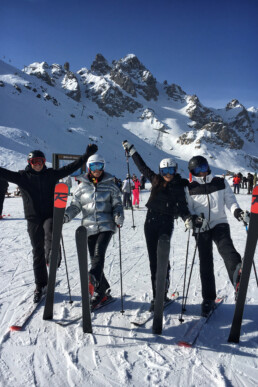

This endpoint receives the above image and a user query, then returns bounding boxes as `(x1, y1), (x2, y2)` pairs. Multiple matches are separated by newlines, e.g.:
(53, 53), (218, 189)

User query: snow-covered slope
(0, 56), (257, 177)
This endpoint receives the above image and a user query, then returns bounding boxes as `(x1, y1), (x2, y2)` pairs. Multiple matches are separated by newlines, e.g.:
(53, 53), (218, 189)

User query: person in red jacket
(132, 175), (141, 208)
(233, 174), (241, 194)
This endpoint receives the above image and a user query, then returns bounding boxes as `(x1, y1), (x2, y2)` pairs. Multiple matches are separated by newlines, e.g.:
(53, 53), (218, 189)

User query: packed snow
(0, 183), (257, 387)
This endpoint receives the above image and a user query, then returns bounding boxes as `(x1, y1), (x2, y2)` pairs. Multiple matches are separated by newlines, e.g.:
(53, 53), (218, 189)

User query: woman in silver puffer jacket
(64, 154), (124, 309)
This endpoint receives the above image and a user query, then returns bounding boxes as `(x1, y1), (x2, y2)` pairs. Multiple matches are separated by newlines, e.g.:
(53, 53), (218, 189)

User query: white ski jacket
(186, 173), (240, 231)
(65, 172), (124, 236)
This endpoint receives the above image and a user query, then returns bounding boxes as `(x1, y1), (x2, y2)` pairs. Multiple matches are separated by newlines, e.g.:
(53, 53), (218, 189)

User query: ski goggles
(160, 167), (176, 176)
(192, 164), (209, 175)
(89, 162), (104, 171)
(29, 157), (46, 166)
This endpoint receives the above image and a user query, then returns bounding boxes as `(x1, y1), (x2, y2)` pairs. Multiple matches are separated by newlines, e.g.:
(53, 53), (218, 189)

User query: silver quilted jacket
(65, 172), (124, 236)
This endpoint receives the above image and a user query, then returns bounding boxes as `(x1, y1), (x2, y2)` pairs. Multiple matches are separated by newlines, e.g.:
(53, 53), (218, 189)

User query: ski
(131, 291), (179, 327)
(55, 296), (116, 327)
(152, 234), (170, 334)
(178, 297), (224, 347)
(76, 225), (92, 333)
(43, 183), (68, 320)
(10, 294), (46, 331)
(228, 185), (258, 343)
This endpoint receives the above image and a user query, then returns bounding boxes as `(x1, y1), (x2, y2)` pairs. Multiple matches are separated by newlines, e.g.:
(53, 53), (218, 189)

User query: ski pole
(178, 229), (191, 323)
(118, 227), (125, 314)
(61, 235), (73, 304)
(125, 150), (136, 229)
(182, 230), (200, 313)
(244, 223), (258, 287)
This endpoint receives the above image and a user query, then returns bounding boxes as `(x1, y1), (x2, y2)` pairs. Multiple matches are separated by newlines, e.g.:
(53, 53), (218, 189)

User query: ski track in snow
(0, 191), (258, 386)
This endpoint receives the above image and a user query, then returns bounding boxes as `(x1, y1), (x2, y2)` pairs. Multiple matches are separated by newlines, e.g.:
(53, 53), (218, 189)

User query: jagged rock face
(111, 55), (159, 101)
(186, 95), (222, 129)
(62, 72), (81, 102)
(226, 104), (254, 142)
(90, 54), (112, 75)
(226, 99), (243, 110)
(165, 84), (186, 103)
(177, 122), (244, 150)
(87, 82), (142, 117)
(25, 62), (53, 86)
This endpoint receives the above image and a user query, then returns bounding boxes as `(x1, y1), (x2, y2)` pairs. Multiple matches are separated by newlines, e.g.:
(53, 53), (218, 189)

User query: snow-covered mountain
(0, 55), (257, 176)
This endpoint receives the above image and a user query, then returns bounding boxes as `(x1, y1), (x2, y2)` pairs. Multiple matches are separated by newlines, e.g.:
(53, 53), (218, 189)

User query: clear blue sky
(1, 0), (258, 108)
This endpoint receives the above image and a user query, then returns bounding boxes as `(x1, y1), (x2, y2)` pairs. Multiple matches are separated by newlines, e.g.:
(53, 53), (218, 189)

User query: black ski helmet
(188, 156), (210, 175)
(27, 150), (46, 161)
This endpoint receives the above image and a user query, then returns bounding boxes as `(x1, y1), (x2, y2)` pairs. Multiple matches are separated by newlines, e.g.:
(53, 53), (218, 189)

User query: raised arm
(122, 141), (156, 183)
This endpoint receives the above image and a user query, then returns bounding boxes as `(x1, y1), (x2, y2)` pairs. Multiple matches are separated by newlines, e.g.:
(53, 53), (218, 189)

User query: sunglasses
(160, 167), (176, 176)
(192, 164), (209, 175)
(29, 157), (46, 166)
(89, 162), (104, 172)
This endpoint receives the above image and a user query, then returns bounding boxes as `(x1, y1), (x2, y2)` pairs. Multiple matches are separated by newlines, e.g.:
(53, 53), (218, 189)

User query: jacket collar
(192, 172), (214, 184)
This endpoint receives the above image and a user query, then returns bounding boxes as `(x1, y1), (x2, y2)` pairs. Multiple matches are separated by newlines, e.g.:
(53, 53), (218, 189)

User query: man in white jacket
(185, 156), (250, 316)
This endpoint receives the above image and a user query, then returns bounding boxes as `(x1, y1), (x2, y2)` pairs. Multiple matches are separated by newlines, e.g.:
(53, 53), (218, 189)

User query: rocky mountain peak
(90, 54), (111, 75)
(165, 83), (186, 102)
(226, 99), (243, 110)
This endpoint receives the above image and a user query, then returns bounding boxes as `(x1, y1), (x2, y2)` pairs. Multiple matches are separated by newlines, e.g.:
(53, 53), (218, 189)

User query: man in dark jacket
(0, 144), (97, 302)
(0, 178), (9, 219)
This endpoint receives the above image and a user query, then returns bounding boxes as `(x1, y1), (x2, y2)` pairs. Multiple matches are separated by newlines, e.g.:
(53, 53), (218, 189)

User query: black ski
(178, 297), (224, 347)
(43, 183), (68, 320)
(76, 225), (92, 333)
(131, 291), (179, 327)
(152, 234), (170, 334)
(228, 185), (258, 343)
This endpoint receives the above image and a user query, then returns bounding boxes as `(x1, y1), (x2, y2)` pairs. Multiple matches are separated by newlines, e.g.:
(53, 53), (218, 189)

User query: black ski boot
(89, 273), (98, 297)
(201, 299), (215, 317)
(34, 285), (47, 303)
(91, 289), (111, 311)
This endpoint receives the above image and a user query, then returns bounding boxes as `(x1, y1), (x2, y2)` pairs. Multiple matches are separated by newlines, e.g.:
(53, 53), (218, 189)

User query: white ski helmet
(159, 158), (177, 170)
(86, 154), (105, 170)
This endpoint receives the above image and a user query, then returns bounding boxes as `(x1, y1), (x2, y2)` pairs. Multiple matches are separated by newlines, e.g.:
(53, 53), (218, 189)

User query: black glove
(86, 144), (98, 157)
(192, 214), (208, 231)
(234, 208), (250, 224)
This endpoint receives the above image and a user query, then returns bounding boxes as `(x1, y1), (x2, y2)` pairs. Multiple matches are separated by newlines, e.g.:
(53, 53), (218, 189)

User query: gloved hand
(85, 143), (98, 157)
(122, 140), (136, 156)
(234, 208), (250, 224)
(184, 216), (193, 230)
(63, 214), (69, 224)
(193, 215), (208, 232)
(114, 214), (124, 228)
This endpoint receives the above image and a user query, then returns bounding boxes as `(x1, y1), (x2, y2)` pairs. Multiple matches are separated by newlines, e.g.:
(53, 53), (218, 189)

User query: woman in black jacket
(122, 141), (191, 310)
(0, 144), (97, 302)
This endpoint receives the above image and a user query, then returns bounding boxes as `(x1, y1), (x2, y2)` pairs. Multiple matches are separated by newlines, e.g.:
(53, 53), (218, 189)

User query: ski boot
(34, 285), (47, 303)
(201, 299), (216, 317)
(88, 273), (98, 297)
(91, 289), (111, 311)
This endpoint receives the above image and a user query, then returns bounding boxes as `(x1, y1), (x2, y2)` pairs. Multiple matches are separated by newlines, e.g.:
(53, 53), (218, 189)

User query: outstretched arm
(122, 140), (156, 183)
(55, 144), (98, 180)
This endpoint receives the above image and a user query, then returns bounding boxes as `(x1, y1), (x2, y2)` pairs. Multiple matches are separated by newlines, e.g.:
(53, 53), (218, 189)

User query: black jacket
(132, 152), (190, 220)
(0, 178), (9, 195)
(0, 153), (89, 220)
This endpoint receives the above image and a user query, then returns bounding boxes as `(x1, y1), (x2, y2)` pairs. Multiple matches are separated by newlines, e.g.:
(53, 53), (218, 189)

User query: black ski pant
(144, 210), (174, 299)
(196, 223), (241, 301)
(88, 231), (113, 295)
(123, 192), (132, 208)
(27, 218), (53, 288)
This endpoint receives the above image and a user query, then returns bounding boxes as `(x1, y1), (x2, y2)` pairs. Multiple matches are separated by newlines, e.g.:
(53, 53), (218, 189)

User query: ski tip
(171, 291), (179, 298)
(10, 325), (22, 331)
(178, 341), (192, 348)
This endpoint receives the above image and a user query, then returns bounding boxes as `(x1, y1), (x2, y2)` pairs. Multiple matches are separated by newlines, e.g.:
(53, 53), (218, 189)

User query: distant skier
(140, 174), (147, 190)
(122, 174), (133, 209)
(186, 156), (250, 316)
(0, 178), (9, 219)
(0, 144), (97, 302)
(247, 173), (254, 194)
(122, 140), (192, 311)
(64, 153), (124, 310)
(233, 174), (241, 194)
(132, 175), (141, 208)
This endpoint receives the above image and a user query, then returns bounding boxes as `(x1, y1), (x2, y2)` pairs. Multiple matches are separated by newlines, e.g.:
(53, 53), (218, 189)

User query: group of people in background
(232, 171), (257, 195)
